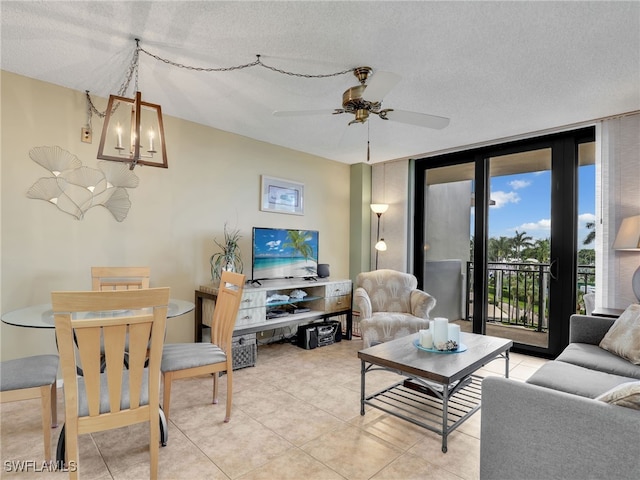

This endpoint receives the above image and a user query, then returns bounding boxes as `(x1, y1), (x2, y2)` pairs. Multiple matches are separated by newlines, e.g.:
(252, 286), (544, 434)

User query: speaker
(296, 324), (318, 349)
(317, 264), (330, 278)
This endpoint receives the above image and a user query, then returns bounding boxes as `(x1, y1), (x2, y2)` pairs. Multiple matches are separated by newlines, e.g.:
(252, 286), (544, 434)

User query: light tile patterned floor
(0, 337), (547, 479)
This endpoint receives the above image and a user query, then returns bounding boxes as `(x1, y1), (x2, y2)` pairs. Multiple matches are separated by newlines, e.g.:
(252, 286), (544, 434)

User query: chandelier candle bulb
(148, 128), (155, 153)
(433, 318), (449, 349)
(115, 123), (123, 150)
(419, 329), (433, 349)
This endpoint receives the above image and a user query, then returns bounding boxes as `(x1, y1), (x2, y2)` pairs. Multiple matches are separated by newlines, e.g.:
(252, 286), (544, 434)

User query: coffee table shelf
(363, 374), (483, 446)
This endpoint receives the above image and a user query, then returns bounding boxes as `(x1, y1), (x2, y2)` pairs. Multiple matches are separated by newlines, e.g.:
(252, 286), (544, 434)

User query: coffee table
(358, 332), (512, 452)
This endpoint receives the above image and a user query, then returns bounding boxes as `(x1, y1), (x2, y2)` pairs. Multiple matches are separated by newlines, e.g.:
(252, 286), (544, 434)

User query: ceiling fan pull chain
(367, 121), (371, 162)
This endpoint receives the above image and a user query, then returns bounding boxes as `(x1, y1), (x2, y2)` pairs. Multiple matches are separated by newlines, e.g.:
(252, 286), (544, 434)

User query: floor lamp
(370, 204), (388, 269)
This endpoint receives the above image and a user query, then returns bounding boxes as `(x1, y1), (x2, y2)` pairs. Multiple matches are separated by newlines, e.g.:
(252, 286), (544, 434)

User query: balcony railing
(465, 262), (595, 332)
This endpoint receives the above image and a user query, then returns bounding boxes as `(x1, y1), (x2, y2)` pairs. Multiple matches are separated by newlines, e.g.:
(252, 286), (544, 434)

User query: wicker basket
(232, 333), (257, 370)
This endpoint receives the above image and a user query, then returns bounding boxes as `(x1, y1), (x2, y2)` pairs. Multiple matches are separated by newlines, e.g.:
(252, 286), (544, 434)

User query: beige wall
(0, 71), (351, 360)
(371, 160), (410, 272)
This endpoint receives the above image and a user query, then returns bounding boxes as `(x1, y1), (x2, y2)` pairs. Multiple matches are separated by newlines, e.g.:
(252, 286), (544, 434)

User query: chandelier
(89, 39), (167, 170)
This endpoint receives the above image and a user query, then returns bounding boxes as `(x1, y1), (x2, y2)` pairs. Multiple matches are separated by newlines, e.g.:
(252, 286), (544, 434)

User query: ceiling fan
(273, 66), (450, 129)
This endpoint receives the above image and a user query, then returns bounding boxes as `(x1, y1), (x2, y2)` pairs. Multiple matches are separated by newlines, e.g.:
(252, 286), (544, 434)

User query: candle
(433, 317), (449, 350)
(115, 123), (123, 149)
(448, 324), (460, 348)
(148, 128), (155, 152)
(419, 329), (433, 349)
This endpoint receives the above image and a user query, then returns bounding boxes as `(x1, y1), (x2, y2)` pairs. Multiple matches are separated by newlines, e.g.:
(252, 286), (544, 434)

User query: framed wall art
(260, 175), (304, 215)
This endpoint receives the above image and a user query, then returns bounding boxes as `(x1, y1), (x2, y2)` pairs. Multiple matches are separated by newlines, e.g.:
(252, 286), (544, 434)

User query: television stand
(195, 278), (353, 342)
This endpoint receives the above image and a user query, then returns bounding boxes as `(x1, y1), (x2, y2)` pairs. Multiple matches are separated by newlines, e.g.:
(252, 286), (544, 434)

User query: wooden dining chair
(0, 355), (59, 462)
(91, 266), (151, 291)
(92, 266), (152, 371)
(52, 287), (170, 480)
(161, 271), (245, 423)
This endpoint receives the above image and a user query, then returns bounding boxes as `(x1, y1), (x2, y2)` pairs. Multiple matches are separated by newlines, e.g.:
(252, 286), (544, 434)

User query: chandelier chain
(85, 40), (354, 124)
(85, 90), (93, 128)
(138, 47), (353, 78)
(86, 42), (141, 118)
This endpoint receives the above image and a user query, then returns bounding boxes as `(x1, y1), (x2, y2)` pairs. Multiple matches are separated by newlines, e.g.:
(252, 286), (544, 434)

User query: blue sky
(483, 165), (595, 246)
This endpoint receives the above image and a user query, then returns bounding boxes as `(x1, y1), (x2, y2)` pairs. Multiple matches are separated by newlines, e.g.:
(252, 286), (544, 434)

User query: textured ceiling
(1, 1), (639, 164)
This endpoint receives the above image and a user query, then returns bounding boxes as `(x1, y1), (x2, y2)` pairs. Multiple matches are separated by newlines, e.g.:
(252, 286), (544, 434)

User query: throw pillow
(599, 304), (640, 364)
(596, 381), (640, 410)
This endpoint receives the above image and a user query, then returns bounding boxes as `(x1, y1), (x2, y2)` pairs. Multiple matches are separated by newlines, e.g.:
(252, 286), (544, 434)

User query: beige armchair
(355, 269), (436, 347)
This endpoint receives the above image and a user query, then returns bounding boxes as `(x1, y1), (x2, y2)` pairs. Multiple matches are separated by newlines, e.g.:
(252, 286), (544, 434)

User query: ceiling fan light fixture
(349, 109), (370, 125)
(342, 85), (367, 108)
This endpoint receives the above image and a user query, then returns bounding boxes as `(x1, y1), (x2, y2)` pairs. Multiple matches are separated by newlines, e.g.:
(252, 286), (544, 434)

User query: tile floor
(0, 337), (547, 479)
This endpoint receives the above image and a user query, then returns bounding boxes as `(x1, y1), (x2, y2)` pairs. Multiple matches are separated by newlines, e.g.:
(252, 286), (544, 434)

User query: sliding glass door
(413, 127), (595, 357)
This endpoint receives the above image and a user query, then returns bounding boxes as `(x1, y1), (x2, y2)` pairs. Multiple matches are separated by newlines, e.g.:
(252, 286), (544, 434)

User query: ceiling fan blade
(273, 109), (337, 117)
(362, 71), (401, 103)
(383, 109), (450, 129)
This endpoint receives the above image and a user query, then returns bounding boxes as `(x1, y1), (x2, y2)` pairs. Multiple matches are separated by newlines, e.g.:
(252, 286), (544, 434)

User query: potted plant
(210, 223), (243, 282)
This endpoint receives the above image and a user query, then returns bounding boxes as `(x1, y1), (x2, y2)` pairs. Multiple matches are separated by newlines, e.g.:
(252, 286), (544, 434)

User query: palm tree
(511, 231), (534, 260)
(283, 230), (314, 261)
(583, 221), (595, 245)
(489, 236), (512, 262)
(525, 238), (550, 263)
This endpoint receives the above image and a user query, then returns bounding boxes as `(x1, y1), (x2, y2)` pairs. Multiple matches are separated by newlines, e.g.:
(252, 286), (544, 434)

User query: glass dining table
(1, 298), (195, 328)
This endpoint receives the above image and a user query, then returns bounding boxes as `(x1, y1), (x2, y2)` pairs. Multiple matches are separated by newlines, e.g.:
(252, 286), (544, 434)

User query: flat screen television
(252, 227), (319, 281)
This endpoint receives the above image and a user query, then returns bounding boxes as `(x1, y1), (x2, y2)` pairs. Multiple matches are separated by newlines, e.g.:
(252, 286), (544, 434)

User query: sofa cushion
(526, 360), (637, 398)
(599, 304), (640, 364)
(596, 381), (640, 410)
(556, 343), (640, 379)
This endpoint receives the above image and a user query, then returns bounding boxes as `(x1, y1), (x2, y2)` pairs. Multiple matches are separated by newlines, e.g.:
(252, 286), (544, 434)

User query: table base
(361, 369), (485, 453)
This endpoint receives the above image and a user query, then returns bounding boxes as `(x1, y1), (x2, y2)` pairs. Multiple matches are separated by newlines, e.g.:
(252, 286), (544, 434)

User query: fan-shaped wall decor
(26, 146), (138, 221)
(29, 145), (82, 176)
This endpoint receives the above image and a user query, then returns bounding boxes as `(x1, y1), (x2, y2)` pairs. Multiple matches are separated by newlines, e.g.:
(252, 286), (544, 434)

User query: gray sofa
(480, 314), (640, 480)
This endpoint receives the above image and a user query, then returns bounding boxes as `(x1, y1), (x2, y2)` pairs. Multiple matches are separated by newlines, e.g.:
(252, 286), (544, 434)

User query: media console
(194, 278), (353, 343)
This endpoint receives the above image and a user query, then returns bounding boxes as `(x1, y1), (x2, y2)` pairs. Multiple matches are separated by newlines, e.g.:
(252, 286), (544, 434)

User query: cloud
(489, 190), (520, 209)
(515, 219), (551, 232)
(265, 240), (281, 250)
(509, 179), (531, 190)
(579, 213), (596, 226)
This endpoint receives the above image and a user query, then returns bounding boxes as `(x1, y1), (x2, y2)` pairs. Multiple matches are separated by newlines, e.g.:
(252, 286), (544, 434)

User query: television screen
(252, 227), (319, 281)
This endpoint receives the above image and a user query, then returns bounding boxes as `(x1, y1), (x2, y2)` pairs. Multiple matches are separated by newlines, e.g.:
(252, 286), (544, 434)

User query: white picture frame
(260, 175), (304, 215)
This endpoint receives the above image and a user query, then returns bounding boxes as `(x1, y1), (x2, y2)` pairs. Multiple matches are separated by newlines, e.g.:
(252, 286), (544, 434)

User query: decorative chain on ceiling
(137, 44), (354, 78)
(87, 38), (354, 117)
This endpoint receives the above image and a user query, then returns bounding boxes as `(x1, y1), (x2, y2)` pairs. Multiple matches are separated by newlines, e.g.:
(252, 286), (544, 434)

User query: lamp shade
(613, 215), (640, 250)
(370, 204), (389, 214)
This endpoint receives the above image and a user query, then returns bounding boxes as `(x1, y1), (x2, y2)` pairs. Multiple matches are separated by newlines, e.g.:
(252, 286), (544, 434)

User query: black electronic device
(297, 324), (318, 349)
(317, 264), (330, 278)
(296, 321), (341, 349)
(252, 227), (319, 282)
(266, 309), (289, 319)
(291, 307), (310, 314)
